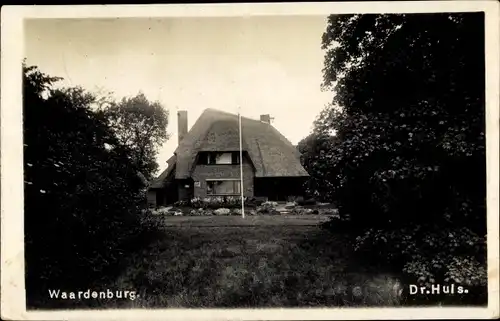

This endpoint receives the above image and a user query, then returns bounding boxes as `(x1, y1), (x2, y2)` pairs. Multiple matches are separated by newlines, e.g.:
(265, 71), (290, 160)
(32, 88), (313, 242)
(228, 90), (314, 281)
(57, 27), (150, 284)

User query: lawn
(161, 214), (332, 227)
(49, 215), (403, 309)
(103, 215), (403, 308)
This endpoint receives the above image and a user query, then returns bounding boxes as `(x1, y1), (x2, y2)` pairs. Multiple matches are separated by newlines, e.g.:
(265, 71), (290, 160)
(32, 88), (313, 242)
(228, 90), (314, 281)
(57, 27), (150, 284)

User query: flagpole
(238, 109), (245, 219)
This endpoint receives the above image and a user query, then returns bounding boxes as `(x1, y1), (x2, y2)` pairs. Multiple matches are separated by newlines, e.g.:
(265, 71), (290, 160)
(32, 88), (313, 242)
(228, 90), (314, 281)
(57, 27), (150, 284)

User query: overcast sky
(25, 16), (333, 172)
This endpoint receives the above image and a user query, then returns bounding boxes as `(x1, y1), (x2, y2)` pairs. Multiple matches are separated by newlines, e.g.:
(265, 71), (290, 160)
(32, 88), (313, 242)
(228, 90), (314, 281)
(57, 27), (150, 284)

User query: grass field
(42, 215), (404, 309)
(94, 215), (402, 308)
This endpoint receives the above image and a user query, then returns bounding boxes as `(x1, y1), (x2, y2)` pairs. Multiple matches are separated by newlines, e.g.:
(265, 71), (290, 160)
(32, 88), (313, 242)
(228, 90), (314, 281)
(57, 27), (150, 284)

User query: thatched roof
(151, 108), (309, 187)
(149, 155), (176, 189)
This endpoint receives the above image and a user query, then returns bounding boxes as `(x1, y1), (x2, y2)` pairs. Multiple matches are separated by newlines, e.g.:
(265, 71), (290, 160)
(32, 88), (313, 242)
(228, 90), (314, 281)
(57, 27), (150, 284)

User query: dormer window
(198, 152), (240, 165)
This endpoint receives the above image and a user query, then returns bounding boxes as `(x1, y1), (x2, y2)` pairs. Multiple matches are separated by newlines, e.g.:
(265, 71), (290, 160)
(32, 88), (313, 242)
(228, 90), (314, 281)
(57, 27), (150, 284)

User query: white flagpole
(238, 109), (245, 219)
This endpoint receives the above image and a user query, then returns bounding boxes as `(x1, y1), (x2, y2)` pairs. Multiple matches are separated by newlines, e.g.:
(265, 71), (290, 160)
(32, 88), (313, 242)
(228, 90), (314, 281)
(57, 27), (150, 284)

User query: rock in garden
(214, 208), (231, 215)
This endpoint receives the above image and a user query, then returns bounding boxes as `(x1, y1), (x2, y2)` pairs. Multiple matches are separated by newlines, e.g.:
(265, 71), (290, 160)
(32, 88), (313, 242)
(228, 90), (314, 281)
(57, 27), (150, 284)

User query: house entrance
(178, 178), (194, 202)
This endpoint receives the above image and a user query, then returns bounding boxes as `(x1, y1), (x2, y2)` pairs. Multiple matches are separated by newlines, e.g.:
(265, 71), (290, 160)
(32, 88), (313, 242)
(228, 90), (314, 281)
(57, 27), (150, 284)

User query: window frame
(206, 178), (242, 196)
(200, 152), (241, 165)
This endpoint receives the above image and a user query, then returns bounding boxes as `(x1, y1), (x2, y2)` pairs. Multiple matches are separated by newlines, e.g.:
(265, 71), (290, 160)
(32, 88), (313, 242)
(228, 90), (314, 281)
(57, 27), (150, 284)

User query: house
(147, 108), (309, 207)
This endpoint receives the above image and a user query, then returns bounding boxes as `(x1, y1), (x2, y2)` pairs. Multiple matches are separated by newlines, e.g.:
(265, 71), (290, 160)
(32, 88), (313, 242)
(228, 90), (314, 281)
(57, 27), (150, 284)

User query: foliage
(352, 226), (487, 287)
(139, 209), (166, 229)
(256, 201), (279, 214)
(297, 133), (340, 202)
(300, 12), (487, 296)
(23, 64), (160, 305)
(151, 207), (174, 216)
(188, 196), (260, 209)
(295, 197), (318, 206)
(103, 92), (170, 180)
(172, 200), (189, 207)
(191, 208), (215, 216)
(213, 208), (231, 216)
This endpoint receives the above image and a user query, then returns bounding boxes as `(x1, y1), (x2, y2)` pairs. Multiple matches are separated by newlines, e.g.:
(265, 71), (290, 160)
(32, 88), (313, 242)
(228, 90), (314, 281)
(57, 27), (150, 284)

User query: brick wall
(191, 155), (254, 198)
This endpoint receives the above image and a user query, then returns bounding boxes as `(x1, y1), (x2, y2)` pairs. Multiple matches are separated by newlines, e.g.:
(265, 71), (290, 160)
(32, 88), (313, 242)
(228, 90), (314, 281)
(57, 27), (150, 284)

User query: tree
(23, 65), (159, 306)
(303, 13), (487, 297)
(321, 12), (485, 227)
(297, 126), (340, 202)
(103, 93), (170, 181)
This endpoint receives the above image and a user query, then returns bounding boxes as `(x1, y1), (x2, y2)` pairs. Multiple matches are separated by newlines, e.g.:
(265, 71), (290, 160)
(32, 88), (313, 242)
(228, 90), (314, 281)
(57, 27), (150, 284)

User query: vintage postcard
(1, 2), (499, 320)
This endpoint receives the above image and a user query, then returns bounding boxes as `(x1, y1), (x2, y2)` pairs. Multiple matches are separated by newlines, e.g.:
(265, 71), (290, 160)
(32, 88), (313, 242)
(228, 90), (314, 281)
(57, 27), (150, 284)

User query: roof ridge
(204, 108), (268, 124)
(170, 107), (309, 180)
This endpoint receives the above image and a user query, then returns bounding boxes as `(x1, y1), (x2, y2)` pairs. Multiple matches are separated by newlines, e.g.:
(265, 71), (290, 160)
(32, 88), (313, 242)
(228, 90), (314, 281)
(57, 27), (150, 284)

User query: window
(209, 152), (232, 165)
(206, 179), (241, 195)
(199, 152), (240, 165)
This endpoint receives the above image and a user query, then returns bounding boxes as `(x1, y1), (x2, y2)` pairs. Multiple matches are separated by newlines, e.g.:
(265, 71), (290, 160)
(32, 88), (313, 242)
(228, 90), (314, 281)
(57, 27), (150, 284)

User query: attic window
(199, 152), (240, 165)
(211, 152), (232, 164)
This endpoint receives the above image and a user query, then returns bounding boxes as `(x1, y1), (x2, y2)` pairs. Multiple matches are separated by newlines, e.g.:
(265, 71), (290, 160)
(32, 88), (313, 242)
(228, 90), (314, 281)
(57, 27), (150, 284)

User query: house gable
(152, 108), (308, 187)
(175, 108), (308, 179)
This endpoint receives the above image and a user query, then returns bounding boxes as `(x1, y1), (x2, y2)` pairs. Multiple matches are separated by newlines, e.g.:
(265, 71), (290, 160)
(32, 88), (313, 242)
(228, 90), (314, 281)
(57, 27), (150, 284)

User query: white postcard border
(1, 2), (499, 320)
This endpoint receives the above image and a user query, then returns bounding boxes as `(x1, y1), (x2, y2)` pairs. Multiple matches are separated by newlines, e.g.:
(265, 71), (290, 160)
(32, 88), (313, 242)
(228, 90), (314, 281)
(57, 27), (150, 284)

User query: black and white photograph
(1, 2), (499, 320)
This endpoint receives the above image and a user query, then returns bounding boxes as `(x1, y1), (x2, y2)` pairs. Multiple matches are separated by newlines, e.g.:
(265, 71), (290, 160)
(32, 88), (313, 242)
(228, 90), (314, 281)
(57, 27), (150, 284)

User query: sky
(24, 16), (333, 172)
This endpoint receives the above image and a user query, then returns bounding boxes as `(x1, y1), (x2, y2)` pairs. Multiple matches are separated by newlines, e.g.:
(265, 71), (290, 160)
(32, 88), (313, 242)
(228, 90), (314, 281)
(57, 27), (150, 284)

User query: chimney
(260, 114), (271, 124)
(177, 110), (188, 144)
